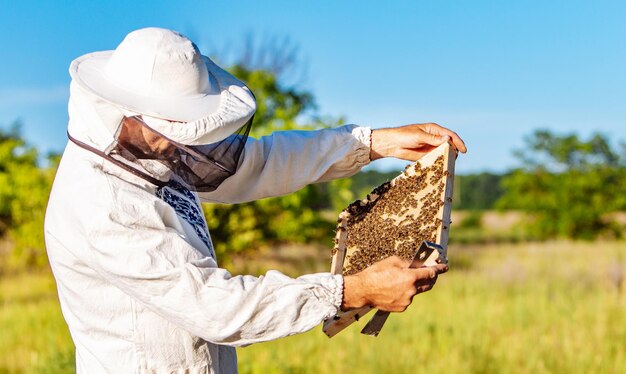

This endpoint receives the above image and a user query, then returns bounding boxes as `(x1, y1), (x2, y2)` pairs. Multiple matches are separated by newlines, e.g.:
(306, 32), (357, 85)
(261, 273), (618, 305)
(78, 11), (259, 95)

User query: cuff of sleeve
(326, 274), (344, 313)
(301, 273), (344, 319)
(351, 126), (372, 166)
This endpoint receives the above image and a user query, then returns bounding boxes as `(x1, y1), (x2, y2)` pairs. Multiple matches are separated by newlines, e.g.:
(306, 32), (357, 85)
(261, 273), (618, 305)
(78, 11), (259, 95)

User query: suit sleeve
(71, 189), (344, 347)
(198, 125), (371, 203)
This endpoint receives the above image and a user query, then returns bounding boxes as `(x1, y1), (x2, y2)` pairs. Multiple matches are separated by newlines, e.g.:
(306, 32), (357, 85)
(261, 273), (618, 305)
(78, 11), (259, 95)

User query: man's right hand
(341, 256), (448, 312)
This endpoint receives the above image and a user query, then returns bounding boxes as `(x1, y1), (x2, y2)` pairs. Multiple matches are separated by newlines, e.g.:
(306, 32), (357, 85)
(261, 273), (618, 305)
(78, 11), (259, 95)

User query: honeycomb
(334, 147), (453, 276)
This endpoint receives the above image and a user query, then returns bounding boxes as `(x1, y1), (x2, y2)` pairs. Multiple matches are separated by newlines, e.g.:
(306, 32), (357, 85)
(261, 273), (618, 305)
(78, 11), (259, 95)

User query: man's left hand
(370, 123), (467, 161)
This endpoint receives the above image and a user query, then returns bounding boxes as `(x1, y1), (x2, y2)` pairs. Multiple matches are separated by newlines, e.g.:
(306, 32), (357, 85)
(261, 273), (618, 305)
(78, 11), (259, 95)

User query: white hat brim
(69, 51), (245, 123)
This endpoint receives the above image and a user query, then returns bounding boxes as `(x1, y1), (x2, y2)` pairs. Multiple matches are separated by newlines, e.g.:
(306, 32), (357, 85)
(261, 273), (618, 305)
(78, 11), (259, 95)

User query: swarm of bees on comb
(341, 155), (448, 276)
(324, 142), (456, 338)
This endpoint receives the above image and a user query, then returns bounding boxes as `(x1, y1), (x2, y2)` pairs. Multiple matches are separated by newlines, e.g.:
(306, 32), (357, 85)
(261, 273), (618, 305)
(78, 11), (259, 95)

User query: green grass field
(2, 241), (625, 373)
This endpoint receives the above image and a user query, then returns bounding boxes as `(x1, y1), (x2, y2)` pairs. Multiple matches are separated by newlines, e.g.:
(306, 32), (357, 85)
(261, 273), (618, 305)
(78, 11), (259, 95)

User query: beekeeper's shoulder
(47, 141), (163, 234)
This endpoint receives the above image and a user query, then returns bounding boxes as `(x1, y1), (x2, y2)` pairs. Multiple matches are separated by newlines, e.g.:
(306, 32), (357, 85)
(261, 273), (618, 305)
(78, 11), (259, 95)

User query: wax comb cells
(341, 155), (447, 276)
(323, 142), (455, 338)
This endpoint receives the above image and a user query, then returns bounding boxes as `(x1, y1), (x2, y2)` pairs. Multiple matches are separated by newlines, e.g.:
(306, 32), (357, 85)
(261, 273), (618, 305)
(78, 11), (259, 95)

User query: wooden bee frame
(323, 142), (456, 338)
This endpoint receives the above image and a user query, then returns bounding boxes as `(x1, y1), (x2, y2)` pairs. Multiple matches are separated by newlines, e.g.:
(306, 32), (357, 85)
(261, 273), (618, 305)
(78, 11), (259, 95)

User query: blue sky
(1, 0), (625, 173)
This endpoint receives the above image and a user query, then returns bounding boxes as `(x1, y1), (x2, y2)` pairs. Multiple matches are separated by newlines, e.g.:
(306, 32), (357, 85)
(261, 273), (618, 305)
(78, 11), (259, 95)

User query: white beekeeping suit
(44, 28), (371, 373)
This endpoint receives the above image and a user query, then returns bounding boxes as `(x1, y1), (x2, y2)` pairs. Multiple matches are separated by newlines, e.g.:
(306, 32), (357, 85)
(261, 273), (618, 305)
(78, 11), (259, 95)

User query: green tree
(0, 123), (58, 272)
(496, 130), (626, 239)
(453, 173), (506, 210)
(202, 65), (351, 262)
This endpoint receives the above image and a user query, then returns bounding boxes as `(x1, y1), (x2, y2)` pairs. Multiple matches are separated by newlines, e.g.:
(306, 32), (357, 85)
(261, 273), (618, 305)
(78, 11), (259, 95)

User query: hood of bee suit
(66, 28), (256, 192)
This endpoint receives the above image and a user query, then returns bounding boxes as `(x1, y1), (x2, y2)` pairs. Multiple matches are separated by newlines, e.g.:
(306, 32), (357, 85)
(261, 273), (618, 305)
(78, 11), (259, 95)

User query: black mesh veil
(106, 115), (253, 192)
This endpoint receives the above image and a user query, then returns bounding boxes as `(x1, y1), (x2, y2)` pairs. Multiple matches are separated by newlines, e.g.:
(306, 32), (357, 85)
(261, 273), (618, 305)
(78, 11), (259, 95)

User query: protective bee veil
(69, 113), (253, 192)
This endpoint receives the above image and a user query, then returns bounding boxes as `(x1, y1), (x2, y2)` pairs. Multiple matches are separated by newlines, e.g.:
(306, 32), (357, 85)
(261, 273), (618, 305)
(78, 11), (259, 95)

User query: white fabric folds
(47, 83), (372, 373)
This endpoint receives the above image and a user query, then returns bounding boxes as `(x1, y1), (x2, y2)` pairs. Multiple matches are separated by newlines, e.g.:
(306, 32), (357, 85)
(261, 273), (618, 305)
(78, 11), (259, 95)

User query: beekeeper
(45, 27), (467, 373)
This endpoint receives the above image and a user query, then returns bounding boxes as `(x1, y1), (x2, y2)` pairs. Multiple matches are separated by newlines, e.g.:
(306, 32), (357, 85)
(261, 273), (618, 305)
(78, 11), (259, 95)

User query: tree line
(1, 65), (625, 273)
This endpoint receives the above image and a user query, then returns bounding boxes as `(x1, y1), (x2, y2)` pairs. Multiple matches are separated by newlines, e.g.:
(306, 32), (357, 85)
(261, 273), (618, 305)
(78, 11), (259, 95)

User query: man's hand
(341, 256), (448, 312)
(370, 123), (467, 161)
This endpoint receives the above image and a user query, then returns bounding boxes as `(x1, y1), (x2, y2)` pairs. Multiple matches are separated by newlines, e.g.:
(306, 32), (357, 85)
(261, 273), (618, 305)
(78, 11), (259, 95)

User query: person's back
(46, 135), (238, 372)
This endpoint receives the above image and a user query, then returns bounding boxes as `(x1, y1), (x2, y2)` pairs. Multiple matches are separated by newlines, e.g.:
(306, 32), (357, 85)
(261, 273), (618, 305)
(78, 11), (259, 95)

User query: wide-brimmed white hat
(69, 27), (255, 124)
